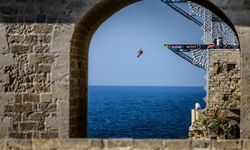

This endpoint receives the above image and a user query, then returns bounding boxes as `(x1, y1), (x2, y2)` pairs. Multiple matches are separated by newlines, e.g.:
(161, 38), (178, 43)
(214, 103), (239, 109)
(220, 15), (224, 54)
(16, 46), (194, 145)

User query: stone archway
(0, 0), (249, 140)
(69, 0), (241, 138)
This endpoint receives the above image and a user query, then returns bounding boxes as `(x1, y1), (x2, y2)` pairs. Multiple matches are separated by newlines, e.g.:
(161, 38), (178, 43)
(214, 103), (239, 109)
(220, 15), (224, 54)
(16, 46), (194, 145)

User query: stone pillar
(190, 50), (241, 139)
(236, 26), (250, 139)
(0, 0), (94, 139)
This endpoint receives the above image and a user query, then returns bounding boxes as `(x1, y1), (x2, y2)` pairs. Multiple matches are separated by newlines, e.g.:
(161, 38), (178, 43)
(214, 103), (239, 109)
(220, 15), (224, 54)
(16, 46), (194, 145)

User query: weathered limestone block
(34, 44), (50, 53)
(51, 24), (74, 53)
(0, 92), (15, 106)
(5, 139), (32, 150)
(28, 53), (55, 65)
(40, 93), (51, 103)
(55, 139), (89, 149)
(134, 140), (162, 149)
(32, 139), (93, 150)
(58, 118), (69, 138)
(0, 26), (9, 54)
(57, 102), (69, 116)
(20, 122), (39, 131)
(216, 140), (242, 150)
(191, 140), (213, 150)
(0, 74), (10, 85)
(10, 44), (29, 54)
(32, 139), (58, 150)
(27, 112), (46, 122)
(12, 104), (33, 113)
(51, 54), (69, 84)
(33, 24), (53, 34)
(52, 83), (69, 101)
(45, 116), (58, 130)
(56, 101), (69, 138)
(0, 140), (3, 149)
(22, 93), (40, 102)
(89, 139), (105, 149)
(105, 139), (134, 150)
(0, 117), (11, 138)
(163, 140), (191, 150)
(0, 53), (14, 66)
(6, 24), (33, 35)
(243, 140), (250, 150)
(38, 103), (56, 112)
(41, 132), (58, 138)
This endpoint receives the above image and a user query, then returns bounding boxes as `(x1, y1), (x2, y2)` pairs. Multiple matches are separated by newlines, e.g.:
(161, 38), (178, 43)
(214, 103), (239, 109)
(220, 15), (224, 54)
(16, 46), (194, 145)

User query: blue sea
(88, 86), (206, 139)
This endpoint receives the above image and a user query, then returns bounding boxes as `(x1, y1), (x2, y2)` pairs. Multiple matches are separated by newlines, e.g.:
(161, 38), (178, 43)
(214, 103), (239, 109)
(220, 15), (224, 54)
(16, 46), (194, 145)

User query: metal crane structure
(161, 0), (239, 102)
(164, 44), (239, 70)
(161, 0), (239, 70)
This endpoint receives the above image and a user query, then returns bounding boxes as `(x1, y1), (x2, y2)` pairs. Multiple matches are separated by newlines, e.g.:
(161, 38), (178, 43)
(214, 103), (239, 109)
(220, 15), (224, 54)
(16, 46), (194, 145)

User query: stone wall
(237, 26), (250, 139)
(0, 0), (97, 23)
(0, 24), (74, 138)
(0, 139), (249, 150)
(207, 50), (240, 114)
(0, 0), (96, 139)
(208, 0), (250, 139)
(190, 50), (241, 139)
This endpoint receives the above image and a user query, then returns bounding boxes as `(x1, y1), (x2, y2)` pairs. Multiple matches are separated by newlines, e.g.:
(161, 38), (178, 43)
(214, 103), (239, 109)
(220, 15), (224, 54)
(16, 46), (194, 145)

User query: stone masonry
(0, 24), (74, 138)
(0, 139), (249, 150)
(0, 0), (249, 140)
(190, 50), (241, 139)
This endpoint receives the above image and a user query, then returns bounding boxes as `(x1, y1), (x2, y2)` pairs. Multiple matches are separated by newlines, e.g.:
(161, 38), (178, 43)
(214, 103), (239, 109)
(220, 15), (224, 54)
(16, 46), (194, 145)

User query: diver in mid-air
(137, 49), (144, 58)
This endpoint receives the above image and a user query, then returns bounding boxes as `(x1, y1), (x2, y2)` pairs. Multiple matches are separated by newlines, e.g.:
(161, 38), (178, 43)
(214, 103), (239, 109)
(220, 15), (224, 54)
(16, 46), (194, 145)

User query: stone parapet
(0, 139), (249, 150)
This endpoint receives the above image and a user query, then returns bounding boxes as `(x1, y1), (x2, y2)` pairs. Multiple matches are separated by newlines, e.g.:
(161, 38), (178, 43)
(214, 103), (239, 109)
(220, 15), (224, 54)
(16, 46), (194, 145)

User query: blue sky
(89, 0), (206, 86)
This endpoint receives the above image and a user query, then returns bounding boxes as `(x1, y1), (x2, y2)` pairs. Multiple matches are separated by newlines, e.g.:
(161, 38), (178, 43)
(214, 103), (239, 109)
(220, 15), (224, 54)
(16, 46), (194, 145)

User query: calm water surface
(88, 86), (206, 139)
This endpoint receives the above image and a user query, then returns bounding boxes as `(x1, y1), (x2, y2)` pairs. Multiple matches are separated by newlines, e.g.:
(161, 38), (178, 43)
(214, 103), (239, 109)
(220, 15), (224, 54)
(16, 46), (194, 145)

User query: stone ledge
(0, 139), (249, 150)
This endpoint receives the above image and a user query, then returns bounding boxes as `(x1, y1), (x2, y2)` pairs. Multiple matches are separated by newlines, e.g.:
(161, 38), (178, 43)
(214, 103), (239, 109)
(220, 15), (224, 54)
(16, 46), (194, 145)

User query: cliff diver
(137, 49), (144, 58)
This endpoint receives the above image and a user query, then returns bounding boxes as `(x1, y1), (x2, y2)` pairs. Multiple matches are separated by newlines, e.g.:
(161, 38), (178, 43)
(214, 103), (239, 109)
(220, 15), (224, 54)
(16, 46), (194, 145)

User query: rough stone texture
(105, 139), (133, 149)
(207, 50), (240, 111)
(0, 0), (96, 23)
(207, 0), (250, 139)
(190, 50), (241, 139)
(0, 26), (9, 54)
(0, 139), (249, 150)
(0, 24), (59, 139)
(40, 93), (51, 103)
(236, 26), (250, 139)
(0, 22), (74, 138)
(0, 0), (249, 139)
(164, 140), (191, 150)
(209, 0), (250, 26)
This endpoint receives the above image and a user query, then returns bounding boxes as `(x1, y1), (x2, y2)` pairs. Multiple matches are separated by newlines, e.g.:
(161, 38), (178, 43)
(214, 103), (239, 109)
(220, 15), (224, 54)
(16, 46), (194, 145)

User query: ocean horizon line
(88, 85), (204, 88)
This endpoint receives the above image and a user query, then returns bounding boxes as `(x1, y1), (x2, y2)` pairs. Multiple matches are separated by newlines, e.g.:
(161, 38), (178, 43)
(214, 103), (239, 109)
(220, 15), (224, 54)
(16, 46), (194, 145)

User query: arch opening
(88, 0), (207, 139)
(69, 0), (240, 138)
